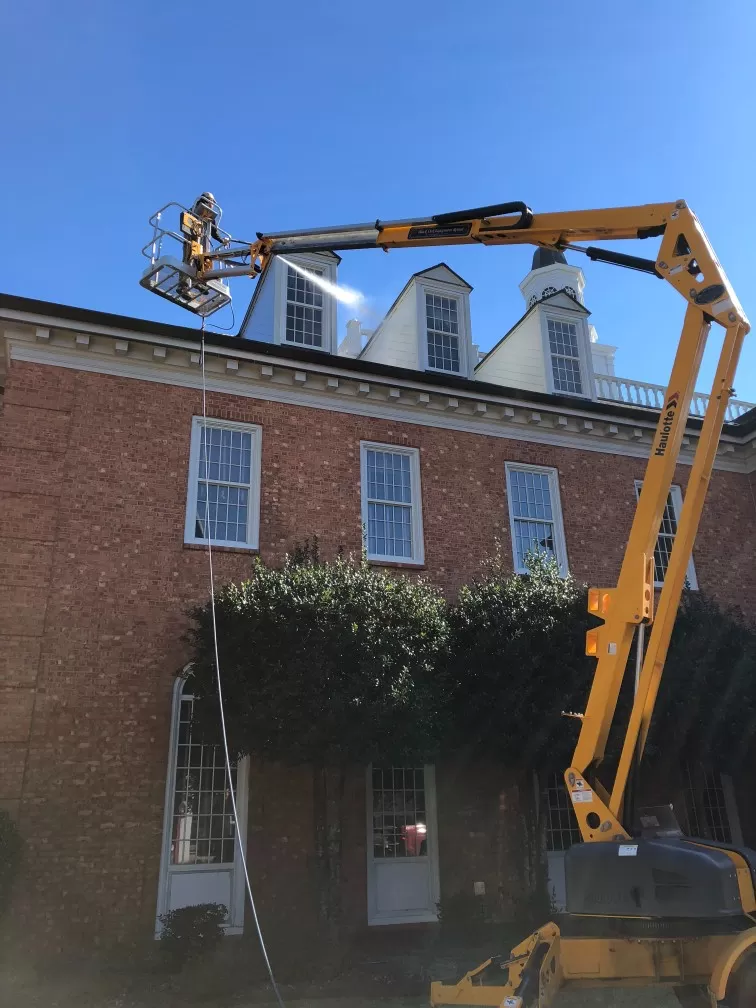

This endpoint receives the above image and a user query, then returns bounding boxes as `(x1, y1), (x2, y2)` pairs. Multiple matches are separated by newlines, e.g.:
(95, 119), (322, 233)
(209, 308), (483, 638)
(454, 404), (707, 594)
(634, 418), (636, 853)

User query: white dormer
(239, 250), (341, 353)
(359, 263), (474, 377)
(477, 250), (593, 398)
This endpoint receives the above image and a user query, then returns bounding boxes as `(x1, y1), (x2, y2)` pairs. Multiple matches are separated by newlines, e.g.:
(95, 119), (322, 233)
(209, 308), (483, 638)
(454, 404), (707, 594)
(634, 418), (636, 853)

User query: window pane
(366, 450), (412, 504)
(508, 469), (553, 520)
(547, 319), (583, 394)
(513, 518), (555, 569)
(286, 266), (323, 346)
(551, 356), (583, 395)
(426, 293), (460, 372)
(547, 318), (579, 358)
(701, 770), (732, 844)
(367, 502), (413, 558)
(542, 773), (581, 852)
(171, 695), (238, 866)
(196, 483), (250, 544)
(637, 485), (685, 585)
(372, 767), (428, 859)
(199, 427), (252, 484)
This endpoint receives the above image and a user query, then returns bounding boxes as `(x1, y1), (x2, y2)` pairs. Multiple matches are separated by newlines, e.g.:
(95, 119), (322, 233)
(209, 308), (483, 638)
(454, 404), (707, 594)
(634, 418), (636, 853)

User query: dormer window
(425, 293), (460, 373)
(547, 318), (583, 395)
(285, 266), (324, 347)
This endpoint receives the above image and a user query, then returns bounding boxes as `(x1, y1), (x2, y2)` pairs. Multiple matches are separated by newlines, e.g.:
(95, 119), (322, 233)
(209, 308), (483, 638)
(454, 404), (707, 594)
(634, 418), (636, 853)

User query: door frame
(155, 676), (249, 935)
(366, 764), (441, 926)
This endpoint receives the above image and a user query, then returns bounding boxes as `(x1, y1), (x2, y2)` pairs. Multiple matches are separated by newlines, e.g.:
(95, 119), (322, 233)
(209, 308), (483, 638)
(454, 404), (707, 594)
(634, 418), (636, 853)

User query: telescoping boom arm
(165, 198), (750, 843)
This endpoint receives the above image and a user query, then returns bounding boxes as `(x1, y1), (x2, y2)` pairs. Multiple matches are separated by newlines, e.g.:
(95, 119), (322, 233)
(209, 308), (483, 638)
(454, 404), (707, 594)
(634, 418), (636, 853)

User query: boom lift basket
(139, 201), (232, 317)
(139, 257), (231, 317)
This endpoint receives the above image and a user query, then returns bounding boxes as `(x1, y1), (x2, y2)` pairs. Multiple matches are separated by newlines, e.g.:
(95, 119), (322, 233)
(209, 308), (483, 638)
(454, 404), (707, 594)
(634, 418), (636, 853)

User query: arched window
(156, 675), (248, 934)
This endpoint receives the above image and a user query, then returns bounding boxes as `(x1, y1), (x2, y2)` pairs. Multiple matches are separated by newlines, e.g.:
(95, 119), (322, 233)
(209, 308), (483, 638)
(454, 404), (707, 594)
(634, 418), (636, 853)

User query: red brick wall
(1, 358), (754, 952)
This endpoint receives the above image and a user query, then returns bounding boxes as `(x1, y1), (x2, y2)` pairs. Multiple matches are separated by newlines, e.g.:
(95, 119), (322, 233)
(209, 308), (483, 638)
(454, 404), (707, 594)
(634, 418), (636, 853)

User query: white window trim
(366, 764), (441, 926)
(634, 482), (698, 590)
(360, 441), (425, 566)
(416, 280), (472, 378)
(505, 462), (569, 575)
(538, 306), (593, 400)
(273, 253), (337, 353)
(184, 416), (262, 550)
(155, 675), (249, 936)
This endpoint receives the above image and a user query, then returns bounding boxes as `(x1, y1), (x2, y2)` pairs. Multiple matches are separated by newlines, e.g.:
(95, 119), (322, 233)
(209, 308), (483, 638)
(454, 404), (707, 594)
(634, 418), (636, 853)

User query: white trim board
(6, 310), (748, 435)
(360, 441), (425, 565)
(7, 340), (751, 473)
(505, 462), (569, 575)
(184, 416), (263, 549)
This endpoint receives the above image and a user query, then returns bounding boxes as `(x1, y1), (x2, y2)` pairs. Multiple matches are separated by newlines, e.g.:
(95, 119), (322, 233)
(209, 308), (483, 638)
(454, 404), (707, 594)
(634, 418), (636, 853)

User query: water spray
(278, 255), (364, 307)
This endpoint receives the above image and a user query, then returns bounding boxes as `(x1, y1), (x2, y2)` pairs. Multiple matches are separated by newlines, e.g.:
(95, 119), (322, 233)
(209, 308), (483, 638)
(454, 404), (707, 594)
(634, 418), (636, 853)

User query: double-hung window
(184, 418), (262, 548)
(505, 463), (568, 574)
(547, 318), (583, 395)
(425, 293), (461, 373)
(361, 443), (424, 564)
(635, 482), (698, 588)
(285, 265), (323, 347)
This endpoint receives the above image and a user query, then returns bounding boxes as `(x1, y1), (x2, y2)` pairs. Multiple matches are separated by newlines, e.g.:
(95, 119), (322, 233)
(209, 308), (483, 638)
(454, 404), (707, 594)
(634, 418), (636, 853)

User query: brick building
(1, 246), (754, 958)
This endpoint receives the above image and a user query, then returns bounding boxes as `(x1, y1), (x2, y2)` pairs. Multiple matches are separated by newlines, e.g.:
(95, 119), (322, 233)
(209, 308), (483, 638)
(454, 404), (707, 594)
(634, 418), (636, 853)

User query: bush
(0, 809), (22, 916)
(157, 903), (227, 969)
(187, 545), (450, 765)
(648, 590), (756, 771)
(444, 550), (595, 769)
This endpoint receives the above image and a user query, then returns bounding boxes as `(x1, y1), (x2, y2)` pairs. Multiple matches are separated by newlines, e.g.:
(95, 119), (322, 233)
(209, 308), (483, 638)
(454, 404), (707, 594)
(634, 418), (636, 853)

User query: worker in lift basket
(180, 192), (229, 295)
(183, 192), (227, 264)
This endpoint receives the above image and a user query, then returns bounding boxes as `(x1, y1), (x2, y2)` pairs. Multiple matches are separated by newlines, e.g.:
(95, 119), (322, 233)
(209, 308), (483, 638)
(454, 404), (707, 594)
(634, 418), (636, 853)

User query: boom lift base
(429, 926), (755, 1006)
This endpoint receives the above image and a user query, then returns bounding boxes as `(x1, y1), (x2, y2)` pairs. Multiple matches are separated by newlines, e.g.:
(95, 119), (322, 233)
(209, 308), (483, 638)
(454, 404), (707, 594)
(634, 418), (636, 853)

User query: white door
(156, 679), (248, 934)
(367, 765), (440, 925)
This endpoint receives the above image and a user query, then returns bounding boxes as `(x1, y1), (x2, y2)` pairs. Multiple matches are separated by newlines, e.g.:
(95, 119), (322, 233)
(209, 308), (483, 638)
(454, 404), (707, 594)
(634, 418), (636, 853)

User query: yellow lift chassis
(142, 199), (752, 1006)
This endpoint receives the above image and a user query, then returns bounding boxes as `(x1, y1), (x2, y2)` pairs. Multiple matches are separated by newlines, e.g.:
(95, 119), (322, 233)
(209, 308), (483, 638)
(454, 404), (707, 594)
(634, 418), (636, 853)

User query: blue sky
(2, 1), (755, 400)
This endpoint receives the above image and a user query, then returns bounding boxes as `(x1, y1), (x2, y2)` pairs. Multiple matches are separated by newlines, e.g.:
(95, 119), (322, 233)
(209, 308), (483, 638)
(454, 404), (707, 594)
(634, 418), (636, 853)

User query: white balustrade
(594, 374), (753, 423)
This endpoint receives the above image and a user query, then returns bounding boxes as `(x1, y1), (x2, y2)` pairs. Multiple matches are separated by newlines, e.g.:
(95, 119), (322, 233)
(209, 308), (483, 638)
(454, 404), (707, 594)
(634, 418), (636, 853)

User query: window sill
(184, 542), (260, 556)
(281, 338), (328, 351)
(368, 558), (426, 571)
(424, 366), (462, 377)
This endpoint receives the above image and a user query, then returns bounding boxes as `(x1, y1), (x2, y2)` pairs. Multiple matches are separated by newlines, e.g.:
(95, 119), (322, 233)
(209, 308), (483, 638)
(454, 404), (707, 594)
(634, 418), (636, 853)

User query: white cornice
(3, 319), (754, 474)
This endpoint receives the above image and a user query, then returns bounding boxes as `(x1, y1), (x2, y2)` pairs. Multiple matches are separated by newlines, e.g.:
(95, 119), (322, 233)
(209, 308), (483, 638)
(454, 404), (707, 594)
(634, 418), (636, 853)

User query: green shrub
(157, 902), (227, 968)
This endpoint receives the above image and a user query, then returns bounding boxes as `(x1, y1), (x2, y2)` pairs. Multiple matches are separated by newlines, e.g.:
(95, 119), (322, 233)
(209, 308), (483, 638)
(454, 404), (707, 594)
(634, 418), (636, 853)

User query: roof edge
(0, 291), (751, 438)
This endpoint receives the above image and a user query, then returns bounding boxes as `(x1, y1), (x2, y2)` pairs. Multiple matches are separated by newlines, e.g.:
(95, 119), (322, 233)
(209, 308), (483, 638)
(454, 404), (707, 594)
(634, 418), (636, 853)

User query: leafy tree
(647, 590), (756, 772)
(186, 542), (450, 941)
(445, 550), (594, 771)
(185, 542), (756, 943)
(442, 550), (596, 921)
(187, 542), (450, 764)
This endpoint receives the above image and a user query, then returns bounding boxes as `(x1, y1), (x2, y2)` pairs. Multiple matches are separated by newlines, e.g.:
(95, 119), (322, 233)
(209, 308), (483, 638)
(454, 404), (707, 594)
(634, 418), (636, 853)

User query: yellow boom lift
(141, 197), (752, 1006)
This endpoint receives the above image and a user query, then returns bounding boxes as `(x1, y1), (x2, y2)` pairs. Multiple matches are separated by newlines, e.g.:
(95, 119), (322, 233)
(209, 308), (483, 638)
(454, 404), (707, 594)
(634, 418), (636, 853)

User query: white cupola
(519, 248), (585, 309)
